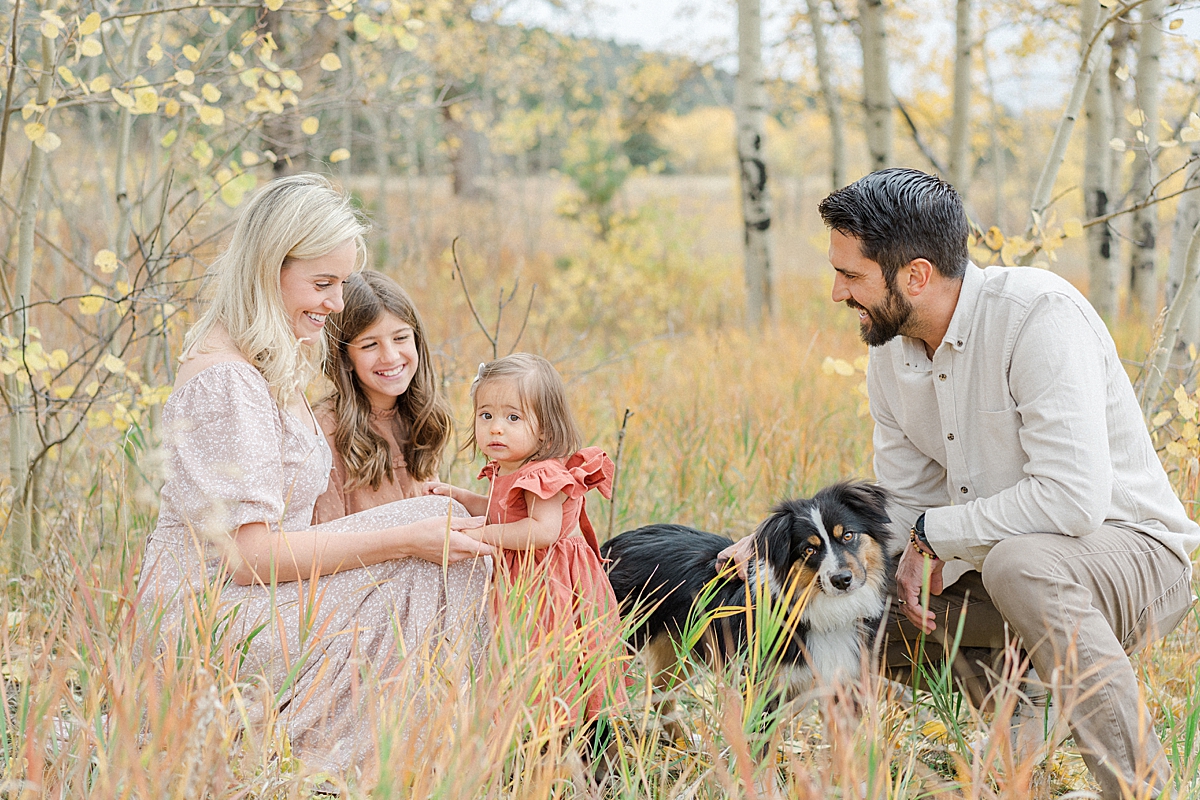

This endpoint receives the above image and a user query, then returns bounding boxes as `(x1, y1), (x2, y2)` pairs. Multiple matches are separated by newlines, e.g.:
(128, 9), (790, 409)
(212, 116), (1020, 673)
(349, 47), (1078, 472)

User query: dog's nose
(829, 570), (854, 591)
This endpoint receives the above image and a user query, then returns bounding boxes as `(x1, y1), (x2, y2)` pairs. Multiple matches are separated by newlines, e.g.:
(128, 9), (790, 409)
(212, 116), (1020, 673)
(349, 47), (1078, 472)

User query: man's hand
(715, 536), (757, 581)
(895, 544), (945, 634)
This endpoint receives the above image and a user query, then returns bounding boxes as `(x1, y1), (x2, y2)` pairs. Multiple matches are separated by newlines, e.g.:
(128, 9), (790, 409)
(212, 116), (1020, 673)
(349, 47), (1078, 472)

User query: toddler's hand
(425, 481), (454, 498)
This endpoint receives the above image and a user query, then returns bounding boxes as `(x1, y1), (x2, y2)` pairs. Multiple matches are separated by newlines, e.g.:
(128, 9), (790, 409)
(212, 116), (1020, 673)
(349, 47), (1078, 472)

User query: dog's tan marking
(807, 535), (822, 549)
(833, 523), (844, 538)
(859, 535), (887, 591)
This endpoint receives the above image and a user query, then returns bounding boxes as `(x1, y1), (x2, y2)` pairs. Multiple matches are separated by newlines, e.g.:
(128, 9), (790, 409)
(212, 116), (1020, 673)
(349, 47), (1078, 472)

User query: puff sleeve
(159, 362), (287, 536)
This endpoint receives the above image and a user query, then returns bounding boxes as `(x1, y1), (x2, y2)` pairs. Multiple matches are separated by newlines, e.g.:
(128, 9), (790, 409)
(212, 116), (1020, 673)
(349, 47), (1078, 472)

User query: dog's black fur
(601, 482), (896, 738)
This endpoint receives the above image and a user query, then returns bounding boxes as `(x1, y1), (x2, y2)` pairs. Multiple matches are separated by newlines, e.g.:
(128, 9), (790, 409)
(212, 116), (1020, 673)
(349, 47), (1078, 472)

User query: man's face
(828, 230), (913, 347)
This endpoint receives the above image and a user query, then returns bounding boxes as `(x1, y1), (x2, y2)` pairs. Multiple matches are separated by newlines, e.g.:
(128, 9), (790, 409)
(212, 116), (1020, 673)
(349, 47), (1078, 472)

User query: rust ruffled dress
(480, 447), (629, 722)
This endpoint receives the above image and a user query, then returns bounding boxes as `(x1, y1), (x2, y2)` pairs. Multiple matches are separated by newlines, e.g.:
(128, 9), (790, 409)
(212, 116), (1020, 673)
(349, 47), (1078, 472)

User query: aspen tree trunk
(337, 34), (354, 177)
(8, 36), (54, 571)
(1109, 20), (1131, 234)
(1128, 0), (1164, 316)
(1165, 143), (1200, 349)
(113, 16), (147, 260)
(1141, 215), (1200, 411)
(808, 0), (847, 189)
(948, 0), (972, 192)
(1028, 0), (1107, 227)
(858, 0), (893, 170)
(737, 0), (773, 329)
(1084, 11), (1117, 320)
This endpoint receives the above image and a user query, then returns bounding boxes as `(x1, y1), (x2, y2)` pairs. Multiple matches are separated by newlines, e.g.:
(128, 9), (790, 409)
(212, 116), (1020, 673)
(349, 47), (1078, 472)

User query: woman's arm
(425, 481), (490, 516)
(229, 515), (492, 586)
(471, 490), (564, 551)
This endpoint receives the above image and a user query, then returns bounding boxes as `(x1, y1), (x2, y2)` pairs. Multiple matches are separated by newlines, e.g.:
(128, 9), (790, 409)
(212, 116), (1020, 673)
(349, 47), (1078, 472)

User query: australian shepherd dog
(601, 481), (896, 742)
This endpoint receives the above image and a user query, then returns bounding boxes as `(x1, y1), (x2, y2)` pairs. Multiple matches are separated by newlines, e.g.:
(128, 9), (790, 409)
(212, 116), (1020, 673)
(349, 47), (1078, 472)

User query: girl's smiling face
(279, 239), (356, 342)
(346, 311), (419, 412)
(475, 379), (541, 473)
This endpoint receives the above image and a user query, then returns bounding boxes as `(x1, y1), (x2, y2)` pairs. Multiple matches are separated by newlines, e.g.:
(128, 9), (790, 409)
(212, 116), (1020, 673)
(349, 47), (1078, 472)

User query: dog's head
(754, 482), (892, 609)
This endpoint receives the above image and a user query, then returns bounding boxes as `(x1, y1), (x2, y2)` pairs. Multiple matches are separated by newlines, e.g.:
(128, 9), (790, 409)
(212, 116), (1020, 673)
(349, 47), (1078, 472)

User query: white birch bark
(1142, 215), (1200, 412)
(1128, 0), (1164, 315)
(8, 36), (54, 570)
(808, 0), (847, 189)
(858, 0), (893, 171)
(1165, 144), (1200, 348)
(949, 0), (972, 192)
(1084, 14), (1117, 319)
(1027, 0), (1108, 228)
(737, 0), (774, 328)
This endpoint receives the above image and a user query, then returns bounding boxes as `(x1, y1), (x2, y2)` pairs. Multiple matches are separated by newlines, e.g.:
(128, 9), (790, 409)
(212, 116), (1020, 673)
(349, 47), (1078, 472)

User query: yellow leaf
(163, 99), (180, 118)
(1181, 127), (1200, 144)
(179, 90), (199, 106)
(1109, 137), (1126, 152)
(301, 116), (319, 135)
(353, 13), (383, 41)
(174, 69), (195, 86)
(0, 359), (16, 375)
(133, 87), (158, 115)
(241, 150), (260, 166)
(397, 31), (418, 51)
(102, 354), (125, 374)
(94, 249), (119, 272)
(853, 355), (870, 372)
(23, 350), (47, 371)
(80, 38), (102, 57)
(161, 129), (177, 147)
(229, 52), (245, 68)
(47, 349), (68, 370)
(79, 11), (101, 35)
(78, 287), (105, 315)
(34, 131), (61, 152)
(1126, 108), (1146, 127)
(85, 381), (100, 397)
(41, 21), (60, 39)
(266, 0), (284, 9)
(320, 53), (342, 71)
(280, 69), (302, 91)
(1063, 218), (1083, 238)
(1124, 150), (1137, 165)
(329, 147), (349, 163)
(111, 88), (135, 109)
(240, 30), (258, 46)
(1170, 18), (1183, 30)
(182, 44), (201, 63)
(201, 83), (221, 102)
(57, 66), (77, 85)
(197, 105), (224, 126)
(192, 140), (214, 167)
(1042, 234), (1063, 252)
(146, 43), (163, 63)
(209, 8), (231, 24)
(1167, 441), (1189, 458)
(53, 385), (75, 400)
(983, 225), (1004, 250)
(1152, 410), (1173, 428)
(89, 74), (110, 93)
(23, 122), (45, 142)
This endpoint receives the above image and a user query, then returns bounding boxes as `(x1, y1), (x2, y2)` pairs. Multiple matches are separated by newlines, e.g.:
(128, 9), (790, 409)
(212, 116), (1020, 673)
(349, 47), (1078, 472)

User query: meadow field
(0, 171), (1196, 799)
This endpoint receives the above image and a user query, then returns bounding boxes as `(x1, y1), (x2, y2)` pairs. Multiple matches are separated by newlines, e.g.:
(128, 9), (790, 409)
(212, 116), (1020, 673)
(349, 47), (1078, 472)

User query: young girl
(428, 353), (628, 722)
(312, 270), (454, 524)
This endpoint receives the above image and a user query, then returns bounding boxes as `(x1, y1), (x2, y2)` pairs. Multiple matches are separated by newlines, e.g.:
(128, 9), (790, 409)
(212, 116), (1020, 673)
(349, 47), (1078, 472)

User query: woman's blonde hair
(323, 271), (453, 488)
(184, 173), (369, 404)
(466, 353), (581, 463)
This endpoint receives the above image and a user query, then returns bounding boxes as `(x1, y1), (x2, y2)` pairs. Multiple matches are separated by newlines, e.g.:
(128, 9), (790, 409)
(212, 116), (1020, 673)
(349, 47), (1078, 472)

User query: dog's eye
(841, 531), (856, 543)
(803, 545), (817, 558)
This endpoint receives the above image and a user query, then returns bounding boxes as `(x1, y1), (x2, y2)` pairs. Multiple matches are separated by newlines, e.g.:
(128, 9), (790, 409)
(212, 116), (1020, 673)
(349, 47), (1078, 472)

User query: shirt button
(960, 486), (968, 494)
(947, 433), (955, 440)
(939, 373), (947, 381)
(956, 340), (964, 347)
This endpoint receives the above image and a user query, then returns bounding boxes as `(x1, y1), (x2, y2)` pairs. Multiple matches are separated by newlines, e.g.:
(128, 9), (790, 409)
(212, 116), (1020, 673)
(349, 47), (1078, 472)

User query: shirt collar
(940, 262), (983, 353)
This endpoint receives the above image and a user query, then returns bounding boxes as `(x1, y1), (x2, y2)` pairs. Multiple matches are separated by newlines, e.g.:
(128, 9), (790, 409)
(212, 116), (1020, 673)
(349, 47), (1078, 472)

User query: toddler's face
(475, 379), (540, 473)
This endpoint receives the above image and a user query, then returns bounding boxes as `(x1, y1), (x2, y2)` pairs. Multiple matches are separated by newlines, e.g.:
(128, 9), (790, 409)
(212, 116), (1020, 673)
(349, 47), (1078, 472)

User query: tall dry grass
(1, 186), (1197, 799)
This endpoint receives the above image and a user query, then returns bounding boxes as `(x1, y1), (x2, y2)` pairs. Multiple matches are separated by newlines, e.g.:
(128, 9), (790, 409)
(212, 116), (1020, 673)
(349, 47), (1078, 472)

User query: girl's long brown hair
(324, 271), (452, 489)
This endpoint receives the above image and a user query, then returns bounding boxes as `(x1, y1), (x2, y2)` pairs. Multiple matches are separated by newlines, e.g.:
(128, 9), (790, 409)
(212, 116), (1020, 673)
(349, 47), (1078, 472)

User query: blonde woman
(312, 270), (453, 523)
(137, 174), (492, 772)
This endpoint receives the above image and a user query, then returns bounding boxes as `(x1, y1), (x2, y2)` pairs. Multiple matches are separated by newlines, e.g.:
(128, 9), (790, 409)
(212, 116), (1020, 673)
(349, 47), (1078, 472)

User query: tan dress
(137, 362), (491, 771)
(311, 405), (421, 525)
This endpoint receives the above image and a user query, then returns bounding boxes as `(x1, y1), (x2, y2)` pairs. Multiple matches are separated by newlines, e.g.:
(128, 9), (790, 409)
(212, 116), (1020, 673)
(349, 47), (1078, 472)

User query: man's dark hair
(818, 168), (969, 283)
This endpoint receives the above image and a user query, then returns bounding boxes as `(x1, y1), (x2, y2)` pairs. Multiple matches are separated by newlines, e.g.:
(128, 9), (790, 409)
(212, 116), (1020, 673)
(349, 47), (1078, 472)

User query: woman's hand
(715, 536), (757, 581)
(400, 514), (494, 564)
(895, 545), (944, 634)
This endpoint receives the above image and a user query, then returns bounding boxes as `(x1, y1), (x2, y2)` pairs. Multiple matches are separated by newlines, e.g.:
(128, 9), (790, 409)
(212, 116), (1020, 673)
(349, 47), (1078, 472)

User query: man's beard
(848, 284), (912, 347)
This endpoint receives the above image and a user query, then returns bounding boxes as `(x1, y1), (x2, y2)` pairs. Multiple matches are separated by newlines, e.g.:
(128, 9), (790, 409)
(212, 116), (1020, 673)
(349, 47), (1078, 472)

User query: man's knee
(980, 536), (1057, 623)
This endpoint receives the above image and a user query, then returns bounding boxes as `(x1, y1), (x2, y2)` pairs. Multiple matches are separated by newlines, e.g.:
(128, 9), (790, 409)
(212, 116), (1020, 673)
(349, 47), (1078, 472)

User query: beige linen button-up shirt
(869, 263), (1200, 587)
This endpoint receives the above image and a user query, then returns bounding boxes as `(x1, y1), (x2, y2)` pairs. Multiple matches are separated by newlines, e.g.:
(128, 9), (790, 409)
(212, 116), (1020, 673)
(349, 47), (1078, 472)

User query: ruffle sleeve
(160, 362), (287, 535)
(565, 447), (614, 500)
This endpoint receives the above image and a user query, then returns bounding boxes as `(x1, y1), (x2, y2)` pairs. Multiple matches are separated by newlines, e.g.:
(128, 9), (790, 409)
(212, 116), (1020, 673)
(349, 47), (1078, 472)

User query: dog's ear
(754, 506), (796, 561)
(839, 482), (892, 528)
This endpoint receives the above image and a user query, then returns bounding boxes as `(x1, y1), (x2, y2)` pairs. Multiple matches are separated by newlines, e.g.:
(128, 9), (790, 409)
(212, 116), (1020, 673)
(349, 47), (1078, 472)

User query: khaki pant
(883, 526), (1195, 800)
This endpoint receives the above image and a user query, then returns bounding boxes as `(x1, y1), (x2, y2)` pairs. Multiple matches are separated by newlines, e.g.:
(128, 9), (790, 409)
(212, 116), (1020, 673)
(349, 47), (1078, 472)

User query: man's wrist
(909, 512), (939, 559)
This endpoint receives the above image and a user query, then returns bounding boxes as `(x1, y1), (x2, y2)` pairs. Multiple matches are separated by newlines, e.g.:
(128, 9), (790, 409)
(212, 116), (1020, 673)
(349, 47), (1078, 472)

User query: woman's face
(279, 239), (357, 343)
(346, 311), (420, 412)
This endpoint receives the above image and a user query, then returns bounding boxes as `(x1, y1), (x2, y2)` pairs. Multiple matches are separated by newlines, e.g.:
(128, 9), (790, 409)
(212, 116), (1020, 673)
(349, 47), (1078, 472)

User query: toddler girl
(428, 353), (628, 722)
